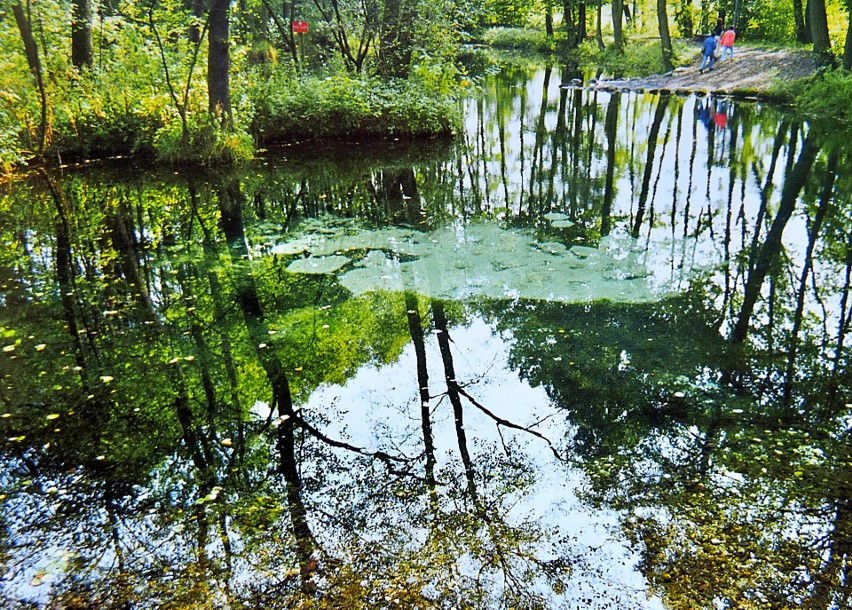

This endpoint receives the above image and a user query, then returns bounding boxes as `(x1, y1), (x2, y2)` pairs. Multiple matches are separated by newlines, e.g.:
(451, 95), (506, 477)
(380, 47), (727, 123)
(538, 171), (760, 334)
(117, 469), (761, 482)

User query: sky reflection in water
(1, 57), (852, 609)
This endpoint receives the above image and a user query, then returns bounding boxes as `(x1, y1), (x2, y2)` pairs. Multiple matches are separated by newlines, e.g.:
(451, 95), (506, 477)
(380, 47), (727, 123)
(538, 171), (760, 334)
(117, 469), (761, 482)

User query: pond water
(2, 57), (852, 609)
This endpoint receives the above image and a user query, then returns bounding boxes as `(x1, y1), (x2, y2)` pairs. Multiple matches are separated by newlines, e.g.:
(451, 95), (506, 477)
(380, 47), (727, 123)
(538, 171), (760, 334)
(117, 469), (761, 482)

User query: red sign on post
(292, 21), (309, 34)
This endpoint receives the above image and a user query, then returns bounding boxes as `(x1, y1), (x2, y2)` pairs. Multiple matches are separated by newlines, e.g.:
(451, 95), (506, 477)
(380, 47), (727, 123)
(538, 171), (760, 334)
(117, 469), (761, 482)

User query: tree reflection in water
(2, 60), (852, 608)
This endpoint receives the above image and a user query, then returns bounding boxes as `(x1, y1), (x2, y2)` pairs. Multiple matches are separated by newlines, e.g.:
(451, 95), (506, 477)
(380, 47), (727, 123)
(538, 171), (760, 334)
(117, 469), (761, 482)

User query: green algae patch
(281, 221), (666, 304)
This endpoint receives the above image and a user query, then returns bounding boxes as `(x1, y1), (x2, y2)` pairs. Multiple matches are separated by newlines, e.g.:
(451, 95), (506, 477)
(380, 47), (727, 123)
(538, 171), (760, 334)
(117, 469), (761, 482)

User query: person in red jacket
(720, 27), (736, 61)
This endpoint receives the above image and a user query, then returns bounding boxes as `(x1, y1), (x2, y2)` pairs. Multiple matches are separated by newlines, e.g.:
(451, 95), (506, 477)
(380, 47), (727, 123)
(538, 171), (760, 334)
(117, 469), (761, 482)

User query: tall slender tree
(808, 0), (833, 63)
(71, 0), (94, 68)
(658, 0), (674, 72)
(612, 0), (624, 51)
(377, 0), (416, 78)
(844, 0), (852, 69)
(793, 0), (810, 42)
(208, 0), (232, 120)
(11, 0), (48, 155)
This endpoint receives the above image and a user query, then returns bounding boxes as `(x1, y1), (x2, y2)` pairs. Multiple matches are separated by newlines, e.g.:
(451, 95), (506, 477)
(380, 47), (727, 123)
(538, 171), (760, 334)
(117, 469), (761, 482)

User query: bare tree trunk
(208, 0), (232, 120)
(545, 0), (554, 37)
(794, 0), (810, 43)
(12, 0), (48, 155)
(657, 0), (674, 71)
(596, 0), (605, 50)
(844, 0), (852, 69)
(612, 0), (624, 51)
(71, 0), (94, 68)
(808, 0), (833, 63)
(377, 0), (416, 78)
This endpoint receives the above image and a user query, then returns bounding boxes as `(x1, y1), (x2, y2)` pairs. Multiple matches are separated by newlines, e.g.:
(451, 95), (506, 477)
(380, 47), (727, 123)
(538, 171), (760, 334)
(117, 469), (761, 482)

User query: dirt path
(585, 45), (819, 97)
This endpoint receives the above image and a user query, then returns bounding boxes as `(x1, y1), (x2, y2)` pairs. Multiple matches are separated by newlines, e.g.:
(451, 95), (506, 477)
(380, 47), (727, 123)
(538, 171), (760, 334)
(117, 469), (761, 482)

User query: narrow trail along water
(587, 44), (819, 96)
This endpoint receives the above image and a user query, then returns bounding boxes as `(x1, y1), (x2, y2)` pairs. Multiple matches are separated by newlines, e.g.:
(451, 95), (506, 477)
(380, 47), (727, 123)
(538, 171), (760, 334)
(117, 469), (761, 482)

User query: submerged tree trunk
(405, 293), (437, 499)
(632, 93), (668, 237)
(216, 179), (317, 588)
(782, 152), (836, 406)
(71, 0), (94, 68)
(730, 130), (819, 345)
(601, 92), (620, 236)
(431, 301), (479, 501)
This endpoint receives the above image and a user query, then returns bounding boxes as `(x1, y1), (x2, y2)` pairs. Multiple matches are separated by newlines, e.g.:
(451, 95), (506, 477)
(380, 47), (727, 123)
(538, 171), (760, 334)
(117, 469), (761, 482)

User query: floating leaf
(2, 345), (15, 353)
(35, 344), (46, 351)
(100, 376), (114, 384)
(46, 414), (60, 420)
(30, 571), (48, 586)
(221, 438), (233, 447)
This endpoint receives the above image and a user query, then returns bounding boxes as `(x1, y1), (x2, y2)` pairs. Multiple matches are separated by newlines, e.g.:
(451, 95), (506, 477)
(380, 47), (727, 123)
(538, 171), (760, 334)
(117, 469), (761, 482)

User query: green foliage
(574, 38), (696, 77)
(154, 113), (255, 164)
(478, 0), (537, 27)
(784, 69), (852, 128)
(248, 73), (461, 142)
(479, 26), (556, 52)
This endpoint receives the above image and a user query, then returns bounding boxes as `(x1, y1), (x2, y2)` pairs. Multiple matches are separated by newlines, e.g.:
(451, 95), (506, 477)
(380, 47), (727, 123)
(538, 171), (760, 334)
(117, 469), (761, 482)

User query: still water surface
(1, 57), (851, 609)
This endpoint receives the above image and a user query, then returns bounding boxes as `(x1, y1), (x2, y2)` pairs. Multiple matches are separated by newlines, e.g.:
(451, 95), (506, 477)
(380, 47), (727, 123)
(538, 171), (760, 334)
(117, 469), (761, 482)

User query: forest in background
(1, 0), (851, 171)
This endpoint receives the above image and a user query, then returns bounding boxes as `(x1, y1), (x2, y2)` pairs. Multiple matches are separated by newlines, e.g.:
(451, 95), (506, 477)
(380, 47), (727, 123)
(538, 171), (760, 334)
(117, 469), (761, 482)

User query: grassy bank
(1, 74), (461, 170)
(774, 69), (852, 128)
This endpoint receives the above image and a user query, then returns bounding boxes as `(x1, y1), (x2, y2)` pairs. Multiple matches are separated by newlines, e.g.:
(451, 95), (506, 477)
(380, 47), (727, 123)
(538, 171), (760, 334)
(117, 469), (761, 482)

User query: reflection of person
(714, 104), (728, 129)
(699, 35), (717, 73)
(697, 98), (714, 131)
(720, 27), (736, 60)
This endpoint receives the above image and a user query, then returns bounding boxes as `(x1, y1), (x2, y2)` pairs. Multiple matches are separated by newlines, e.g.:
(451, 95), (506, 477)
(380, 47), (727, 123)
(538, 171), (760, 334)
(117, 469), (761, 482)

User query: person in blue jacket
(699, 34), (717, 74)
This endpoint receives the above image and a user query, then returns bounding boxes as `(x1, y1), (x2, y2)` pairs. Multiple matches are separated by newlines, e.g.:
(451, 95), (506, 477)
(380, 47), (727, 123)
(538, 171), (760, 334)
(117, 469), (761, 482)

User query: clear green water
(1, 59), (851, 609)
